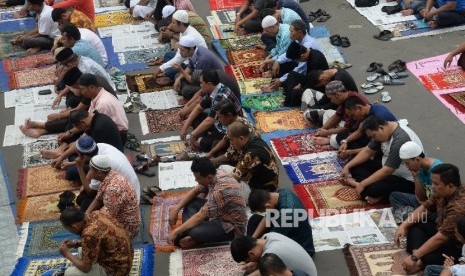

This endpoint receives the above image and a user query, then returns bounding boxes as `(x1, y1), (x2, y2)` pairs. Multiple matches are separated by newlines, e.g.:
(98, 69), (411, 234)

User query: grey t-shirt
(367, 122), (423, 180)
(263, 232), (318, 276)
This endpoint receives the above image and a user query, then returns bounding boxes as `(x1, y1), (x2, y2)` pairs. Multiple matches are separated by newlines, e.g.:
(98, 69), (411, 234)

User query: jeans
(21, 35), (53, 50)
(239, 9), (262, 33)
(423, 265), (445, 276)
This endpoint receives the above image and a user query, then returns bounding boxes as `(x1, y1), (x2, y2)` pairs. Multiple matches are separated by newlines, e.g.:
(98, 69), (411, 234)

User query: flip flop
(388, 72), (409, 79)
(134, 163), (156, 177)
(331, 61), (352, 69)
(367, 73), (381, 82)
(361, 83), (374, 89)
(364, 88), (379, 94)
(388, 60), (407, 72)
(340, 36), (351, 47)
(307, 12), (319, 22)
(330, 34), (342, 46)
(381, 91), (391, 102)
(367, 62), (383, 72)
(142, 186), (162, 197)
(373, 30), (393, 41)
(317, 14), (331, 22)
(382, 75), (405, 85)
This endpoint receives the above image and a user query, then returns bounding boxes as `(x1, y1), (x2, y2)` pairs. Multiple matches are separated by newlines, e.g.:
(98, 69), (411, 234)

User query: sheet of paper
(158, 161), (197, 190)
(98, 22), (155, 38)
(14, 104), (65, 125)
(3, 125), (37, 147)
(4, 85), (60, 108)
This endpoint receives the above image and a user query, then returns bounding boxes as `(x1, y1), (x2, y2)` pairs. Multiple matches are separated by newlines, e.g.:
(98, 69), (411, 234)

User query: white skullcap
(162, 5), (176, 18)
(173, 10), (189, 23)
(262, 15), (278, 29)
(399, 141), (423, 159)
(90, 155), (111, 172)
(179, 36), (197, 48)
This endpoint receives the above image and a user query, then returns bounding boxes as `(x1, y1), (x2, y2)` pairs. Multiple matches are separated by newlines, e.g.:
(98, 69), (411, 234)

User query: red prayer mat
(226, 48), (265, 65)
(270, 132), (333, 158)
(418, 68), (465, 91)
(209, 0), (244, 10)
(8, 65), (56, 89)
(3, 53), (53, 73)
(440, 90), (465, 114)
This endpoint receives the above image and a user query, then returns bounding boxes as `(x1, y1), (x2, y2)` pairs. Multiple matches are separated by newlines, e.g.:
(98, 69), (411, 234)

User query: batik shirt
(271, 23), (292, 60)
(225, 116), (260, 162)
(198, 171), (247, 234)
(234, 137), (279, 191)
(187, 11), (212, 45)
(82, 211), (133, 276)
(70, 10), (95, 32)
(96, 170), (141, 239)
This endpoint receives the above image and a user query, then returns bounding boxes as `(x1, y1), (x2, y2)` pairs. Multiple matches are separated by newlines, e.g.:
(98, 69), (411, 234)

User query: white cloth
(79, 28), (108, 67)
(78, 56), (115, 90)
(132, 5), (155, 18)
(159, 26), (207, 71)
(89, 143), (141, 199)
(38, 5), (60, 38)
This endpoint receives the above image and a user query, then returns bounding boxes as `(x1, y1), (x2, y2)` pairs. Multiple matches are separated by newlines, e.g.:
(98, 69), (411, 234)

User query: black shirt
(306, 48), (329, 73)
(86, 112), (124, 152)
(332, 69), (358, 92)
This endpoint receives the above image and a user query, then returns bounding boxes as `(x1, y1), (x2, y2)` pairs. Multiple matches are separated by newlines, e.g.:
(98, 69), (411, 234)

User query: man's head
(431, 163), (461, 198)
(69, 109), (92, 131)
(60, 23), (81, 48)
(261, 16), (279, 37)
(55, 47), (78, 67)
(178, 36), (197, 58)
(248, 189), (274, 212)
(87, 155), (111, 181)
(227, 121), (251, 150)
(230, 235), (262, 263)
(456, 216), (465, 244)
(27, 0), (45, 12)
(169, 10), (189, 33)
(263, 0), (278, 9)
(344, 96), (370, 121)
(161, 5), (176, 19)
(259, 8), (277, 20)
(325, 80), (348, 105)
(59, 206), (86, 235)
(51, 8), (72, 26)
(362, 116), (392, 143)
(306, 69), (326, 89)
(285, 41), (307, 62)
(190, 157), (216, 187)
(259, 253), (292, 276)
(76, 136), (99, 160)
(200, 70), (220, 95)
(62, 67), (82, 95)
(215, 100), (238, 126)
(78, 73), (101, 98)
(290, 20), (307, 41)
(399, 141), (425, 172)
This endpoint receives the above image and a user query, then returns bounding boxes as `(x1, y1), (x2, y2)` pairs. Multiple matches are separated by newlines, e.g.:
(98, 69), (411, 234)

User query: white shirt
(78, 56), (115, 90)
(79, 28), (108, 67)
(38, 5), (60, 38)
(160, 26), (207, 71)
(90, 143), (141, 199)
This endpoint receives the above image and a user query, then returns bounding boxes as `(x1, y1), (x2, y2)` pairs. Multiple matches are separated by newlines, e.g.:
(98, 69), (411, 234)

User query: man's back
(190, 46), (223, 71)
(73, 39), (104, 67)
(89, 88), (128, 132)
(86, 112), (124, 152)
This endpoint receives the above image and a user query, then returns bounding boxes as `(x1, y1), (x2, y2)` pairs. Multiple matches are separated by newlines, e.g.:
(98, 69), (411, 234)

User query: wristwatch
(341, 139), (348, 144)
(410, 255), (419, 262)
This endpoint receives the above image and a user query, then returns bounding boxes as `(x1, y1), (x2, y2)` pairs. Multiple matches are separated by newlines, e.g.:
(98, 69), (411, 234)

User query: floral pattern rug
(22, 140), (58, 168)
(17, 165), (77, 198)
(139, 108), (183, 135)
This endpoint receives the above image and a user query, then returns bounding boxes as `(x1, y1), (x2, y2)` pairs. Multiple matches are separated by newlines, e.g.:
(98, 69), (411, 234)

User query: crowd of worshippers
(7, 0), (465, 274)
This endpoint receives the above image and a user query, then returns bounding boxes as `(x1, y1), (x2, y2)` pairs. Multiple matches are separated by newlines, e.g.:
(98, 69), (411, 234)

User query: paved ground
(2, 0), (465, 275)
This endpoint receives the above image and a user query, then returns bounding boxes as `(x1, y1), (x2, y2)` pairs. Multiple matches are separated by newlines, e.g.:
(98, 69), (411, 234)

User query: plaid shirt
(198, 171), (247, 234)
(225, 116), (260, 162)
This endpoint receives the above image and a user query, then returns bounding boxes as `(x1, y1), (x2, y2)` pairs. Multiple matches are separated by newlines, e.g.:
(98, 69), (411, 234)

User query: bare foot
(236, 27), (247, 36)
(40, 148), (64, 159)
(260, 84), (272, 93)
(341, 177), (358, 188)
(365, 196), (383, 205)
(19, 125), (46, 138)
(27, 47), (41, 55)
(179, 236), (199, 249)
(428, 20), (438, 29)
(313, 136), (330, 145)
(25, 119), (44, 129)
(401, 9), (414, 16)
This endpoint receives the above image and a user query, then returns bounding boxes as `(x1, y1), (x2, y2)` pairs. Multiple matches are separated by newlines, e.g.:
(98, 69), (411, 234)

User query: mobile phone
(38, 89), (52, 95)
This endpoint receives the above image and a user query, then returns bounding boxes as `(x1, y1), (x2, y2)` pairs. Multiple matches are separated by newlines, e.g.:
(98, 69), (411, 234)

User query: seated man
(71, 136), (140, 199)
(400, 0), (427, 16)
(389, 141), (442, 224)
(60, 23), (104, 67)
(209, 101), (259, 164)
(59, 208), (133, 275)
(10, 0), (60, 54)
(230, 233), (317, 276)
(51, 8), (95, 31)
(248, 188), (315, 256)
(235, 0), (264, 34)
(86, 155), (141, 239)
(264, 0), (309, 35)
(147, 5), (175, 32)
(260, 16), (291, 69)
(418, 0), (465, 28)
(168, 157), (247, 248)
(173, 36), (223, 100)
(180, 70), (242, 152)
(129, 0), (157, 19)
(341, 116), (423, 204)
(53, 0), (95, 23)
(228, 121), (279, 193)
(395, 164), (465, 274)
(259, 253), (311, 276)
(259, 8), (302, 52)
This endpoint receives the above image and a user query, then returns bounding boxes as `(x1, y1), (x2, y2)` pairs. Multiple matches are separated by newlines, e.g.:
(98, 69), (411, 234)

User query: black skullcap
(286, 41), (303, 60)
(62, 67), (82, 86)
(55, 47), (74, 62)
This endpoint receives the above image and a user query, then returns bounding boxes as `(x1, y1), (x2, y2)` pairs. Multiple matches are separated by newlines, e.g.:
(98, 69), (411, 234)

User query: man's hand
(424, 10), (434, 20)
(172, 63), (183, 72)
(63, 239), (79, 248)
(51, 157), (65, 169)
(394, 224), (407, 246)
(74, 156), (85, 168)
(269, 79), (281, 91)
(443, 254), (455, 268)
(180, 126), (188, 140)
(174, 76), (182, 92)
(242, 262), (258, 274)
(316, 128), (331, 137)
(168, 230), (178, 244)
(355, 182), (364, 194)
(169, 207), (179, 226)
(271, 62), (280, 77)
(57, 132), (71, 143)
(60, 161), (74, 170)
(339, 142), (348, 153)
(52, 95), (63, 109)
(59, 241), (71, 257)
(340, 166), (350, 180)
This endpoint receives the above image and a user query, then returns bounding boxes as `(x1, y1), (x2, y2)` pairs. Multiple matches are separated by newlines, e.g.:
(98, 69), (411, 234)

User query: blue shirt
(188, 46), (223, 71)
(73, 40), (105, 68)
(271, 24), (292, 60)
(419, 159), (443, 198)
(278, 0), (310, 32)
(368, 104), (397, 121)
(438, 0), (465, 11)
(281, 8), (301, 25)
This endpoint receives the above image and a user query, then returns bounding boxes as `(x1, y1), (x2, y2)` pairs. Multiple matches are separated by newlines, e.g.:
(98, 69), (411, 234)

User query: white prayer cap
(179, 36), (197, 48)
(162, 5), (176, 18)
(262, 15), (278, 29)
(399, 141), (423, 159)
(90, 155), (111, 172)
(173, 10), (189, 23)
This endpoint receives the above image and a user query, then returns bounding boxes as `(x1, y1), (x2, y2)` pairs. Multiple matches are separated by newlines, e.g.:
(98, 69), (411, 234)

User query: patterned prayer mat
(9, 65), (56, 89)
(0, 11), (15, 21)
(226, 48), (265, 65)
(22, 140), (58, 167)
(17, 191), (75, 223)
(253, 109), (308, 133)
(211, 10), (236, 25)
(209, 0), (243, 10)
(243, 92), (284, 111)
(95, 10), (139, 28)
(148, 140), (187, 158)
(170, 245), (243, 276)
(12, 245), (155, 275)
(17, 165), (77, 198)
(343, 243), (417, 276)
(270, 132), (333, 158)
(294, 180), (389, 218)
(126, 74), (172, 93)
(94, 0), (121, 8)
(210, 24), (237, 40)
(227, 61), (264, 82)
(118, 46), (171, 65)
(0, 31), (27, 58)
(239, 78), (272, 94)
(219, 34), (263, 50)
(284, 153), (343, 184)
(3, 52), (53, 73)
(440, 90), (465, 114)
(418, 68), (465, 91)
(150, 192), (186, 252)
(139, 107), (183, 135)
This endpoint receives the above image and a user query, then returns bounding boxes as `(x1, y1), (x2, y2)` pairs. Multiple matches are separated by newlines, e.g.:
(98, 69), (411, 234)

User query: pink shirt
(89, 89), (128, 132)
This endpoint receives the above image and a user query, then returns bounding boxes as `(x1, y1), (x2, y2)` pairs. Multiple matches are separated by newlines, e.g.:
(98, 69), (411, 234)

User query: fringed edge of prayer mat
(139, 111), (150, 135)
(168, 249), (183, 276)
(270, 138), (294, 158)
(343, 244), (360, 276)
(15, 221), (29, 258)
(17, 167), (27, 198)
(440, 92), (465, 114)
(293, 185), (319, 218)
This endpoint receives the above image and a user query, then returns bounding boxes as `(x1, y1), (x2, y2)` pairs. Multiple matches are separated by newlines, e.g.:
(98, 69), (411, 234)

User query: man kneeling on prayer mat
(167, 157), (247, 248)
(59, 207), (133, 276)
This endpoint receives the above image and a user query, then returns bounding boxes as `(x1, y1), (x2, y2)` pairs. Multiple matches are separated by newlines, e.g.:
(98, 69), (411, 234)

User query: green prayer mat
(242, 92), (285, 111)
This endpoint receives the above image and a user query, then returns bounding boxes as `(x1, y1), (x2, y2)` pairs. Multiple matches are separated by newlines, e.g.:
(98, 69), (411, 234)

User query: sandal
(142, 186), (162, 197)
(330, 61), (352, 69)
(388, 60), (407, 72)
(140, 194), (154, 205)
(382, 75), (405, 85)
(388, 72), (409, 79)
(373, 30), (393, 41)
(330, 34), (342, 46)
(134, 163), (156, 177)
(340, 36), (351, 47)
(367, 62), (383, 72)
(367, 73), (382, 82)
(364, 86), (383, 94)
(307, 12), (319, 22)
(317, 14), (331, 22)
(381, 91), (392, 103)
